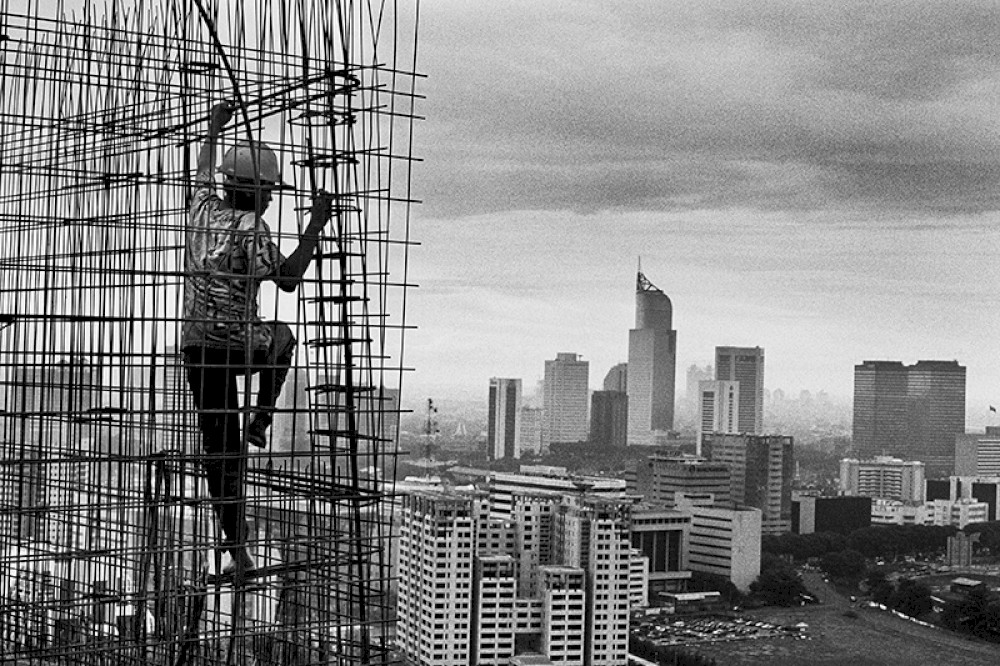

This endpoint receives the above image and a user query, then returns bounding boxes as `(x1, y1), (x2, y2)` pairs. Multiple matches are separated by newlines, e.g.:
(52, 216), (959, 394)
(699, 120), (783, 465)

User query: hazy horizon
(401, 2), (1000, 430)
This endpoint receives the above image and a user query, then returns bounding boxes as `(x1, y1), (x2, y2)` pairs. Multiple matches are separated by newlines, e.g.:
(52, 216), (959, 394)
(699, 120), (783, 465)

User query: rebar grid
(0, 0), (420, 664)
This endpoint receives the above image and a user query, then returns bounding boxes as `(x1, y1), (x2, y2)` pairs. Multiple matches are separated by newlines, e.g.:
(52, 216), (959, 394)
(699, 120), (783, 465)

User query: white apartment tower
(488, 378), (522, 460)
(697, 379), (740, 454)
(553, 497), (632, 666)
(474, 556), (518, 665)
(540, 566), (586, 666)
(627, 271), (677, 445)
(543, 353), (590, 449)
(714, 346), (764, 434)
(397, 492), (477, 666)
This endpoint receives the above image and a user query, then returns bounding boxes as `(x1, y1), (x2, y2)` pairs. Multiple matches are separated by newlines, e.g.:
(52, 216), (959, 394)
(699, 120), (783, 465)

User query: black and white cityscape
(3, 3), (1000, 666)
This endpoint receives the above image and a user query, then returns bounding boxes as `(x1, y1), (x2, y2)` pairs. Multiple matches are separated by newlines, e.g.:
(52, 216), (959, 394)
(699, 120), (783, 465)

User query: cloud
(414, 1), (1000, 217)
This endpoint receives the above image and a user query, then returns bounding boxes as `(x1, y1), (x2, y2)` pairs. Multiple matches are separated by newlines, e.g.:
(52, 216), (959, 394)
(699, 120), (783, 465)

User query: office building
(907, 360), (966, 476)
(927, 499), (988, 529)
(488, 378), (522, 461)
(870, 499), (931, 526)
(648, 455), (731, 508)
(839, 456), (926, 502)
(543, 353), (589, 449)
(589, 390), (628, 448)
(519, 407), (543, 456)
(714, 347), (764, 435)
(792, 496), (871, 535)
(488, 465), (627, 520)
(685, 364), (714, 407)
(675, 494), (761, 591)
(852, 360), (966, 477)
(956, 428), (1000, 477)
(626, 271), (677, 446)
(603, 363), (628, 393)
(938, 476), (1000, 522)
(697, 379), (740, 454)
(630, 507), (692, 600)
(703, 433), (794, 535)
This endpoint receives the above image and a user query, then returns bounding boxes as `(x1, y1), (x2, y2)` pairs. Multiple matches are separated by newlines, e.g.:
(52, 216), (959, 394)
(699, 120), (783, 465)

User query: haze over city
(404, 2), (1000, 427)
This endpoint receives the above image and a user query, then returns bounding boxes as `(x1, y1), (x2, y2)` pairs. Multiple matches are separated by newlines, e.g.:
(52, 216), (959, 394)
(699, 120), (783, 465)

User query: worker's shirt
(181, 170), (285, 353)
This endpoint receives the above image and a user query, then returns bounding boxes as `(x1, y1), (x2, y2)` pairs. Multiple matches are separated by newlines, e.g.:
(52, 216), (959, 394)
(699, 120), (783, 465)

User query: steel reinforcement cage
(0, 0), (420, 664)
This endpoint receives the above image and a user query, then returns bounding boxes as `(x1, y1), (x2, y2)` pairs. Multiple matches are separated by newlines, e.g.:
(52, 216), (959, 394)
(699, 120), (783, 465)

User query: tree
(864, 569), (894, 606)
(751, 554), (810, 606)
(890, 579), (933, 618)
(820, 549), (866, 581)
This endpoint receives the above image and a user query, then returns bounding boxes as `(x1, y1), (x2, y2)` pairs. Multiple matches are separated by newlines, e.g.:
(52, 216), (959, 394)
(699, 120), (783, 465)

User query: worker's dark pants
(183, 323), (295, 553)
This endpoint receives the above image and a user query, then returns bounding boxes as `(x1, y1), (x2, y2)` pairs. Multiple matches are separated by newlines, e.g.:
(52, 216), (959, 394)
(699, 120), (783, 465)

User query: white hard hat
(218, 142), (287, 187)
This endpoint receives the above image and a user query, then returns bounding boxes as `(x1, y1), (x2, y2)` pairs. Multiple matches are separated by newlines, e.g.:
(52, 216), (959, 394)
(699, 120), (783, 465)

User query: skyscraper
(627, 271), (677, 446)
(543, 353), (589, 449)
(488, 378), (522, 460)
(852, 361), (910, 461)
(907, 360), (966, 477)
(697, 379), (740, 454)
(714, 347), (764, 434)
(703, 433), (794, 535)
(590, 390), (628, 448)
(603, 363), (628, 392)
(852, 359), (966, 477)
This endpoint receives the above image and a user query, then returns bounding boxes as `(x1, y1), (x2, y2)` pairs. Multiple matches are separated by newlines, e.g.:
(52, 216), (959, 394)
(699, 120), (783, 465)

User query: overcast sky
(403, 1), (1000, 426)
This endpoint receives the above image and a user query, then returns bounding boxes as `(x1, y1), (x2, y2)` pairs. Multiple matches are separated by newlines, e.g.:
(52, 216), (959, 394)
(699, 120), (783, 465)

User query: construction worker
(182, 102), (332, 574)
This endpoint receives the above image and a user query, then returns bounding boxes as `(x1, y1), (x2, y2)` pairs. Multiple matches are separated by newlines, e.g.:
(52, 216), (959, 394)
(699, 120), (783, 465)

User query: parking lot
(631, 614), (810, 646)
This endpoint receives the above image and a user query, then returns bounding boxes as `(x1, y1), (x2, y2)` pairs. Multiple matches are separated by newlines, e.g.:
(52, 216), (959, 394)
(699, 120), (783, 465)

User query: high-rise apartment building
(603, 363), (628, 393)
(543, 353), (590, 449)
(589, 390), (628, 448)
(398, 488), (633, 666)
(703, 433), (794, 534)
(473, 556), (517, 665)
(714, 347), (763, 434)
(648, 455), (731, 508)
(397, 492), (477, 666)
(626, 271), (677, 446)
(553, 497), (632, 666)
(488, 378), (522, 460)
(539, 566), (586, 666)
(852, 359), (966, 477)
(839, 456), (926, 502)
(697, 379), (740, 454)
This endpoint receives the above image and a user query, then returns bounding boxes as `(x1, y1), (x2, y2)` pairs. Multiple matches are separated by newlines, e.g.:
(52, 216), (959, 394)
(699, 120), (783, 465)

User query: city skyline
(404, 2), (1000, 426)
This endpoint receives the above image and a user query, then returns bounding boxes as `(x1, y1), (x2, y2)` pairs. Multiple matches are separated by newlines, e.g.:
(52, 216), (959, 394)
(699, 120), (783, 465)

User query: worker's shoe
(246, 412), (273, 449)
(222, 547), (256, 577)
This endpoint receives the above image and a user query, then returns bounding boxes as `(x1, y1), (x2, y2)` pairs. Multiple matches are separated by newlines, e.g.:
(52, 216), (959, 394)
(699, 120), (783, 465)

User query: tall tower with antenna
(627, 269), (677, 446)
